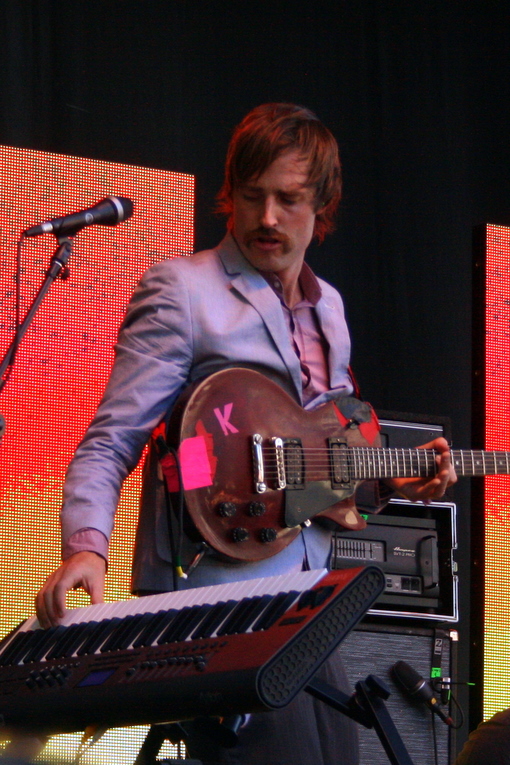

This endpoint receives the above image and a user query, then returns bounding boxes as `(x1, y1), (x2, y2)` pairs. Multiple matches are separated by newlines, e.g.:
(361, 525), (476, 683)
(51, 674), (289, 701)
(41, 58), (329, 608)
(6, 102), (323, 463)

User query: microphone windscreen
(392, 660), (436, 704)
(392, 660), (421, 692)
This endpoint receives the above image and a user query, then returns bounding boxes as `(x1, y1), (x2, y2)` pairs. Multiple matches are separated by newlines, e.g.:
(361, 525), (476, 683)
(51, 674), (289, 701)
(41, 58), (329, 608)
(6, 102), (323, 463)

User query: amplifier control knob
(232, 527), (249, 543)
(218, 502), (237, 517)
(260, 528), (278, 543)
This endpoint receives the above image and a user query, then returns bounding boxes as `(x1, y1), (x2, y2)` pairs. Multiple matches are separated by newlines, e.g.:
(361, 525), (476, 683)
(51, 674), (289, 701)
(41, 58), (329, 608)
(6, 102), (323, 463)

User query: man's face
(231, 150), (317, 278)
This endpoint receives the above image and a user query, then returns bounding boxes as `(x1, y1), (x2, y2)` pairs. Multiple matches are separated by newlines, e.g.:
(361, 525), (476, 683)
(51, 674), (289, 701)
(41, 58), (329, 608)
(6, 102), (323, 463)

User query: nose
(260, 196), (278, 229)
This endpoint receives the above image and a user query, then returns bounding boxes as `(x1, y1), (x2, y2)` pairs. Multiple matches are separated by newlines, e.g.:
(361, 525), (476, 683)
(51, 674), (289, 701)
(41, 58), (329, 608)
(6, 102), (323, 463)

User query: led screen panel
(481, 224), (510, 719)
(0, 146), (194, 762)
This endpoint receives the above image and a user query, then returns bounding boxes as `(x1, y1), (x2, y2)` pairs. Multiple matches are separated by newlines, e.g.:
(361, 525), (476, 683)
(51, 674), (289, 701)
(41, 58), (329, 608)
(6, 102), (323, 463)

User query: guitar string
(254, 448), (507, 477)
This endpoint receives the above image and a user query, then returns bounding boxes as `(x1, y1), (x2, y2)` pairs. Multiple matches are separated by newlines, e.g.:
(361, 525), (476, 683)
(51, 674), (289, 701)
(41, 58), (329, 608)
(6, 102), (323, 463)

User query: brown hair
(216, 103), (342, 243)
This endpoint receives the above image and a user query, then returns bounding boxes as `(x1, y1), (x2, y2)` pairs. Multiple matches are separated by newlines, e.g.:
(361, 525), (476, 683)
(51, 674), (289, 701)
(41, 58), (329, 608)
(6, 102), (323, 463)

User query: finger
(39, 581), (65, 628)
(52, 577), (73, 620)
(35, 588), (51, 630)
(433, 436), (450, 453)
(87, 572), (105, 605)
(35, 568), (61, 628)
(38, 567), (83, 627)
(432, 448), (455, 490)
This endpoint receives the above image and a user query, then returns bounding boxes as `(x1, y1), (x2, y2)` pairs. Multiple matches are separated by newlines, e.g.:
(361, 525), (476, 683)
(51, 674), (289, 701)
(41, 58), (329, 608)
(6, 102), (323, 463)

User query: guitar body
(166, 368), (379, 562)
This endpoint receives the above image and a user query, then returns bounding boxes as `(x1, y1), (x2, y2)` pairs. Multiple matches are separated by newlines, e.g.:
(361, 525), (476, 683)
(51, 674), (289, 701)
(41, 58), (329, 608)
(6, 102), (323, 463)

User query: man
(36, 103), (455, 764)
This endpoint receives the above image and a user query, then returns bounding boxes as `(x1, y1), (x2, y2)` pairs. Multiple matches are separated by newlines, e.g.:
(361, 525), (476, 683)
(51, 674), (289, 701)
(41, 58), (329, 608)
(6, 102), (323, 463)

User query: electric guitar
(160, 367), (508, 562)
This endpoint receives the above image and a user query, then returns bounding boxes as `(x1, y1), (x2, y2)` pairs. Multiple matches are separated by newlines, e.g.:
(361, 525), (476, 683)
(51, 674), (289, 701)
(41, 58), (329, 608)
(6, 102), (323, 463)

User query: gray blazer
(61, 234), (353, 591)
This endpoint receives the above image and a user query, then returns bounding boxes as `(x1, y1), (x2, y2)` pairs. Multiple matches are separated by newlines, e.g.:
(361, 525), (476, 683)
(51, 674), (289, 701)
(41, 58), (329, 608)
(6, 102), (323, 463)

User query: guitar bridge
(272, 437), (286, 489)
(252, 436), (305, 492)
(329, 438), (351, 488)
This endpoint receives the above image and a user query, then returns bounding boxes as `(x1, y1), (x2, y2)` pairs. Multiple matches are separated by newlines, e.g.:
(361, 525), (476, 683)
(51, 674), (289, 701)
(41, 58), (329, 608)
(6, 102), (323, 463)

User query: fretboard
(348, 448), (510, 480)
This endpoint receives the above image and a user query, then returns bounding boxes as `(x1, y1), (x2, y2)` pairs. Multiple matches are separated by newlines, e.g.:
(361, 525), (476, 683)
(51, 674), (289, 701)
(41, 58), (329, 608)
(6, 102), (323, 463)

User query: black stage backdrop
(2, 0), (510, 746)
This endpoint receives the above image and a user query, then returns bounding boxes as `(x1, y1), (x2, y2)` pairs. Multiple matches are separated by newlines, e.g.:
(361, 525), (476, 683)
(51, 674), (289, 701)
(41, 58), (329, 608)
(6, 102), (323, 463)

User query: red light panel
(0, 146), (193, 761)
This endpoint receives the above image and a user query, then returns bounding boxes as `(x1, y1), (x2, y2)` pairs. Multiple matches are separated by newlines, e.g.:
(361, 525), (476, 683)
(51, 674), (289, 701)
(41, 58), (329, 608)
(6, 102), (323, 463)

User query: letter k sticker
(213, 403), (239, 436)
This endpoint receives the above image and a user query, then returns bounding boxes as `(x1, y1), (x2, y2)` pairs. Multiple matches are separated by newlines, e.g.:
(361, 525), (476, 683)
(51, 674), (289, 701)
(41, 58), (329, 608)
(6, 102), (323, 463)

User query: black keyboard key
(6, 630), (45, 665)
(190, 601), (235, 639)
(45, 623), (86, 660)
(99, 615), (138, 653)
(114, 612), (157, 650)
(100, 613), (150, 653)
(216, 597), (259, 636)
(59, 620), (100, 658)
(171, 603), (213, 643)
(0, 631), (34, 666)
(23, 626), (67, 663)
(251, 591), (299, 631)
(76, 618), (121, 656)
(234, 594), (273, 633)
(157, 605), (202, 644)
(132, 610), (177, 648)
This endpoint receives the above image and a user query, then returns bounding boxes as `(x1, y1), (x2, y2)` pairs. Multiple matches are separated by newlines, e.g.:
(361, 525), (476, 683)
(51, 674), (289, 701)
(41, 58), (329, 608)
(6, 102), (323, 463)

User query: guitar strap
(347, 364), (362, 400)
(327, 367), (389, 535)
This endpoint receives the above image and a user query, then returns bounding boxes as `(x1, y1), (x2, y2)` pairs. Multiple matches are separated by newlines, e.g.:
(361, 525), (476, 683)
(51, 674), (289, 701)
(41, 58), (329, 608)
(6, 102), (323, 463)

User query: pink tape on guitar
(160, 435), (214, 491)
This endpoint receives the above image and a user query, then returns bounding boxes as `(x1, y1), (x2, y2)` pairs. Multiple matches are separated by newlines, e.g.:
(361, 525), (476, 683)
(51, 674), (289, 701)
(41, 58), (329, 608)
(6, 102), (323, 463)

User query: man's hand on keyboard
(35, 551), (106, 628)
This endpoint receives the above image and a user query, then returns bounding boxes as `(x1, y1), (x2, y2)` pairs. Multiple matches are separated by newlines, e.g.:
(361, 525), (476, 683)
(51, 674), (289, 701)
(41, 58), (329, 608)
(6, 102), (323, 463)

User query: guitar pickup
(283, 438), (305, 490)
(329, 438), (352, 489)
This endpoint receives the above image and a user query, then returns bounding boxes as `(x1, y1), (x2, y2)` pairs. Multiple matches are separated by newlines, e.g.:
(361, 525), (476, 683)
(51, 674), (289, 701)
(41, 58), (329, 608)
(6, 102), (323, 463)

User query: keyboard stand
(305, 675), (416, 765)
(133, 676), (415, 765)
(134, 715), (244, 765)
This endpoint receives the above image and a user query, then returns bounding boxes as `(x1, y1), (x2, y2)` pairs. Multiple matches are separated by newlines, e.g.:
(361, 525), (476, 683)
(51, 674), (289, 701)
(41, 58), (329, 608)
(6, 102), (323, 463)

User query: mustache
(244, 228), (290, 246)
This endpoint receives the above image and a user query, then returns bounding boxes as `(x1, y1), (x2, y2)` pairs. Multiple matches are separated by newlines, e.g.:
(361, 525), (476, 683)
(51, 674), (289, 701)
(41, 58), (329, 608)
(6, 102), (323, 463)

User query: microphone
(23, 196), (134, 237)
(392, 660), (453, 727)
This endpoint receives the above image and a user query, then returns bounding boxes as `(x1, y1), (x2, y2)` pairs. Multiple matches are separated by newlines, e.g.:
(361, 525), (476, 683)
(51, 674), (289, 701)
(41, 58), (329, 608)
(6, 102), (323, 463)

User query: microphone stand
(0, 236), (74, 401)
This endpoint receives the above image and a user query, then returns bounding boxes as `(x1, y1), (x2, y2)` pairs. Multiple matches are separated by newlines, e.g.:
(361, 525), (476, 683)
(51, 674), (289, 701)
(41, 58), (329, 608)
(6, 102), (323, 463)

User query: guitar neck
(349, 448), (510, 480)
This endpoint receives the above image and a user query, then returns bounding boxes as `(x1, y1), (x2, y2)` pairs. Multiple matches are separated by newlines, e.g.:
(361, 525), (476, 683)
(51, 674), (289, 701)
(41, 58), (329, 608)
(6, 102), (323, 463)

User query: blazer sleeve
(60, 258), (194, 549)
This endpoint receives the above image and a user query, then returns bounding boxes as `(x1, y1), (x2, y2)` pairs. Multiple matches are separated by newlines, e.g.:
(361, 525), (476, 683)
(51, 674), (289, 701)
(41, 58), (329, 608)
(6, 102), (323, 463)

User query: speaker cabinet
(339, 623), (459, 765)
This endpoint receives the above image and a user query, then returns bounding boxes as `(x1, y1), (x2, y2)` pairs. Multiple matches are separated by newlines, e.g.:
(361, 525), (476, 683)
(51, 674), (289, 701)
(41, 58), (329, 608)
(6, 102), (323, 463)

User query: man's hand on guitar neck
(35, 551), (106, 629)
(385, 437), (457, 503)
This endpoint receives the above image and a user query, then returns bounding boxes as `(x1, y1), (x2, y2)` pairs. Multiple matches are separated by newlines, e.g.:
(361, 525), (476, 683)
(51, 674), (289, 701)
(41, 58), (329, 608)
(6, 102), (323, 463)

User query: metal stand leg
(306, 674), (417, 765)
(134, 723), (188, 765)
(134, 715), (244, 765)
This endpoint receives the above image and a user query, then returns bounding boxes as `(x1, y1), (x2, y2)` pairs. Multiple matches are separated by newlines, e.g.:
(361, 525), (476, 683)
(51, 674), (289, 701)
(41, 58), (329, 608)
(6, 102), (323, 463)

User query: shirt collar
(259, 261), (322, 307)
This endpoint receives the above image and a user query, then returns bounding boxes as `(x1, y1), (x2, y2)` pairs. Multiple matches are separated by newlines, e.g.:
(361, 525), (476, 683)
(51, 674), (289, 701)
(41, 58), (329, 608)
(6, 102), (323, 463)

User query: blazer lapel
(216, 235), (303, 402)
(314, 293), (351, 391)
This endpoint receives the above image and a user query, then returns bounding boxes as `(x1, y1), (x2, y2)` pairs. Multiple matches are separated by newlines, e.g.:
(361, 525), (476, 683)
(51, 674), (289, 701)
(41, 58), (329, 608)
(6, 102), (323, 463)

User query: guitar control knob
(247, 501), (266, 517)
(217, 502), (237, 517)
(232, 527), (249, 543)
(260, 528), (278, 543)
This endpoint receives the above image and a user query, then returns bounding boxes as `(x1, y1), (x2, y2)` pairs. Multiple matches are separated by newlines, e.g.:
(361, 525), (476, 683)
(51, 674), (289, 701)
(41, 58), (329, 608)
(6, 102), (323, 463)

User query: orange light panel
(483, 224), (510, 718)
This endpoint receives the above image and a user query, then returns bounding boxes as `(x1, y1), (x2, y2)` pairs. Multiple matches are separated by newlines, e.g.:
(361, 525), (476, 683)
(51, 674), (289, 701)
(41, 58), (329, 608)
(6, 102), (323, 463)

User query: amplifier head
(331, 498), (458, 622)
